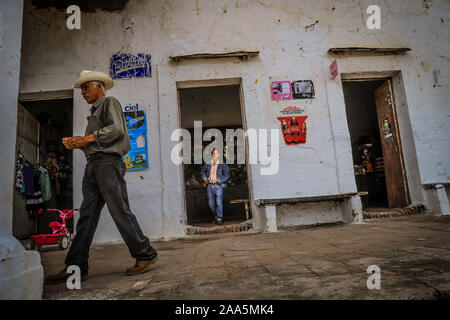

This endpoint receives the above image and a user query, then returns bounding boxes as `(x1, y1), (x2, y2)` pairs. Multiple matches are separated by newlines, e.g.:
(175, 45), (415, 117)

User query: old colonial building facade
(1, 0), (449, 298)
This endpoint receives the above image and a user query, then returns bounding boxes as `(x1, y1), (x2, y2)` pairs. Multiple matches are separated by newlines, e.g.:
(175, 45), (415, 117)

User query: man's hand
(203, 179), (209, 185)
(209, 178), (218, 184)
(62, 134), (96, 150)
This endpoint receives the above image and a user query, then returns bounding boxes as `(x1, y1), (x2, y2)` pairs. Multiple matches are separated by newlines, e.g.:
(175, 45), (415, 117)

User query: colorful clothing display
(23, 163), (35, 195)
(26, 173), (44, 218)
(15, 152), (25, 191)
(38, 166), (51, 202)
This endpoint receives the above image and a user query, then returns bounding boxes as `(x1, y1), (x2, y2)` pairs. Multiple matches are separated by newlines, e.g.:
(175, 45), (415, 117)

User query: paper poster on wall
(271, 81), (293, 100)
(122, 103), (149, 171)
(382, 116), (393, 140)
(277, 115), (308, 145)
(110, 53), (152, 79)
(330, 59), (338, 80)
(292, 80), (315, 99)
(280, 106), (306, 116)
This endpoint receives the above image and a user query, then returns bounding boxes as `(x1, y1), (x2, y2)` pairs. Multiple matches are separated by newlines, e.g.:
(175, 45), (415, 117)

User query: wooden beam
(255, 193), (358, 206)
(176, 77), (241, 89)
(328, 47), (411, 55)
(19, 89), (73, 102)
(170, 51), (259, 63)
(341, 70), (401, 81)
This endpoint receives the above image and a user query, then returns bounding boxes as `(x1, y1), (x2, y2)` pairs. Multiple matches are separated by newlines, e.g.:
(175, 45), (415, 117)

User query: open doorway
(178, 83), (252, 226)
(13, 98), (74, 241)
(342, 78), (410, 209)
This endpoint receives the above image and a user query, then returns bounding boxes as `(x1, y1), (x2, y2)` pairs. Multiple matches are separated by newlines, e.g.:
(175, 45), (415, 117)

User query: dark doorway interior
(342, 81), (389, 208)
(178, 85), (251, 225)
(14, 99), (74, 239)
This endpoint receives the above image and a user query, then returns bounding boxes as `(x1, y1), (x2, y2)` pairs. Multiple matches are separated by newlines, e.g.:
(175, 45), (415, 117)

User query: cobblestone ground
(41, 214), (450, 299)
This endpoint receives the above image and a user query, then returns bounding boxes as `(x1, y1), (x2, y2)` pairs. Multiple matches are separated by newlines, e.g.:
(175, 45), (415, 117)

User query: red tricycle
(31, 208), (79, 251)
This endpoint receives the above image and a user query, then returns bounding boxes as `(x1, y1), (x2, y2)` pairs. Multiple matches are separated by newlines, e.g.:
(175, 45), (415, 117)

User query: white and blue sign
(122, 103), (149, 171)
(110, 53), (151, 79)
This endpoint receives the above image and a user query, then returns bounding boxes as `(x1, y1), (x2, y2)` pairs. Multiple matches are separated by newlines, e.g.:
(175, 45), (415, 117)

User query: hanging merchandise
(358, 143), (375, 174)
(38, 166), (51, 202)
(26, 171), (44, 218)
(56, 154), (71, 194)
(15, 152), (25, 192)
(23, 163), (35, 195)
(44, 152), (61, 194)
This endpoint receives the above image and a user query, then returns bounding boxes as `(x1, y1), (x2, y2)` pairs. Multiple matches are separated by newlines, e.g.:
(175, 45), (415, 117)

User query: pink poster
(271, 81), (292, 100)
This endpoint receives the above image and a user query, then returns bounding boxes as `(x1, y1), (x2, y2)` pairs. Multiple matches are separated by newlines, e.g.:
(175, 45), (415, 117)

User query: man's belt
(86, 152), (122, 162)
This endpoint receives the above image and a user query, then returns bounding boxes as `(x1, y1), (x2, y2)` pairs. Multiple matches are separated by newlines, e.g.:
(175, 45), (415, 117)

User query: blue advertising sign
(122, 103), (149, 171)
(110, 53), (151, 79)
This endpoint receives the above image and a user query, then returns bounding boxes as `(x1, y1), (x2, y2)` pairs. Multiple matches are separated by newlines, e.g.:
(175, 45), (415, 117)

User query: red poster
(277, 116), (308, 145)
(330, 59), (338, 80)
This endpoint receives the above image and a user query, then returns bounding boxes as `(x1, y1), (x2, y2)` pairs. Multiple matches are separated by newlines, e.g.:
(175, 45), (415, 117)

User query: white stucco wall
(277, 201), (344, 227)
(18, 0), (450, 241)
(0, 0), (43, 299)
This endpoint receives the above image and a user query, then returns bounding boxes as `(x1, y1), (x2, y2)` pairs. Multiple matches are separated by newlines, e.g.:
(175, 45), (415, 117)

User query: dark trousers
(65, 153), (157, 274)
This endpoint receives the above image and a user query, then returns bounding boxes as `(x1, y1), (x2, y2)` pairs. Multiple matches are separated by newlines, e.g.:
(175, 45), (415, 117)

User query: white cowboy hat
(73, 70), (114, 90)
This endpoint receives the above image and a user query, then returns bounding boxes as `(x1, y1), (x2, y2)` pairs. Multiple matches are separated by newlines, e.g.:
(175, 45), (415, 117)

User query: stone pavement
(41, 214), (450, 299)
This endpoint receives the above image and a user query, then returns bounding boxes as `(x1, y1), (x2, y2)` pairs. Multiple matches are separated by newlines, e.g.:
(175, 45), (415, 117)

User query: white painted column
(265, 205), (278, 232)
(350, 195), (365, 223)
(0, 0), (43, 299)
(435, 184), (450, 215)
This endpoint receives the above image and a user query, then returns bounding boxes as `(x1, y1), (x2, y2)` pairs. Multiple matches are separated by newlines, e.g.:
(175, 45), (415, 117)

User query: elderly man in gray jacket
(45, 71), (158, 284)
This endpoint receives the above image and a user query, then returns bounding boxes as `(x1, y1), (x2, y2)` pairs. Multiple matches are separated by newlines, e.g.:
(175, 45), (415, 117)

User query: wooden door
(374, 80), (409, 208)
(13, 103), (39, 239)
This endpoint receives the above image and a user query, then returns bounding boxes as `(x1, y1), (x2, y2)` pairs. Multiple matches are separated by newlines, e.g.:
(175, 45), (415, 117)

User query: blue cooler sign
(122, 103), (149, 171)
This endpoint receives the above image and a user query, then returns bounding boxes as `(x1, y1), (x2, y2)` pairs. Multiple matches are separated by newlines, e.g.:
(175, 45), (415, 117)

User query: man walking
(45, 70), (158, 284)
(201, 149), (230, 225)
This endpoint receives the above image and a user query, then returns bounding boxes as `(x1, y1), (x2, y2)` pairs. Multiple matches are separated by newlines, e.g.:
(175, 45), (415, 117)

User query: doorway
(177, 82), (252, 226)
(342, 78), (410, 209)
(13, 98), (74, 240)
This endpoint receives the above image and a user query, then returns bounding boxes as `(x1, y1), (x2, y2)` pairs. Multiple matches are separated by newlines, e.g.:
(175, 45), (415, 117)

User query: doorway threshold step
(186, 220), (252, 235)
(363, 203), (425, 219)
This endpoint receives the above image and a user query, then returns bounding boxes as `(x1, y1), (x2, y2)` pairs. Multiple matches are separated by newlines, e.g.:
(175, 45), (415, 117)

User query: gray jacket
(84, 96), (131, 157)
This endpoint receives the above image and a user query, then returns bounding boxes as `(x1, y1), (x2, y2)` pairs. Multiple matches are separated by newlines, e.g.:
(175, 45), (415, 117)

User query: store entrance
(178, 84), (252, 226)
(342, 79), (410, 209)
(13, 98), (74, 240)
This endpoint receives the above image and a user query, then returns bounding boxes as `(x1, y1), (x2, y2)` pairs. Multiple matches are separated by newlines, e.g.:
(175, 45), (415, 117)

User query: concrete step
(363, 202), (426, 219)
(186, 220), (253, 235)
